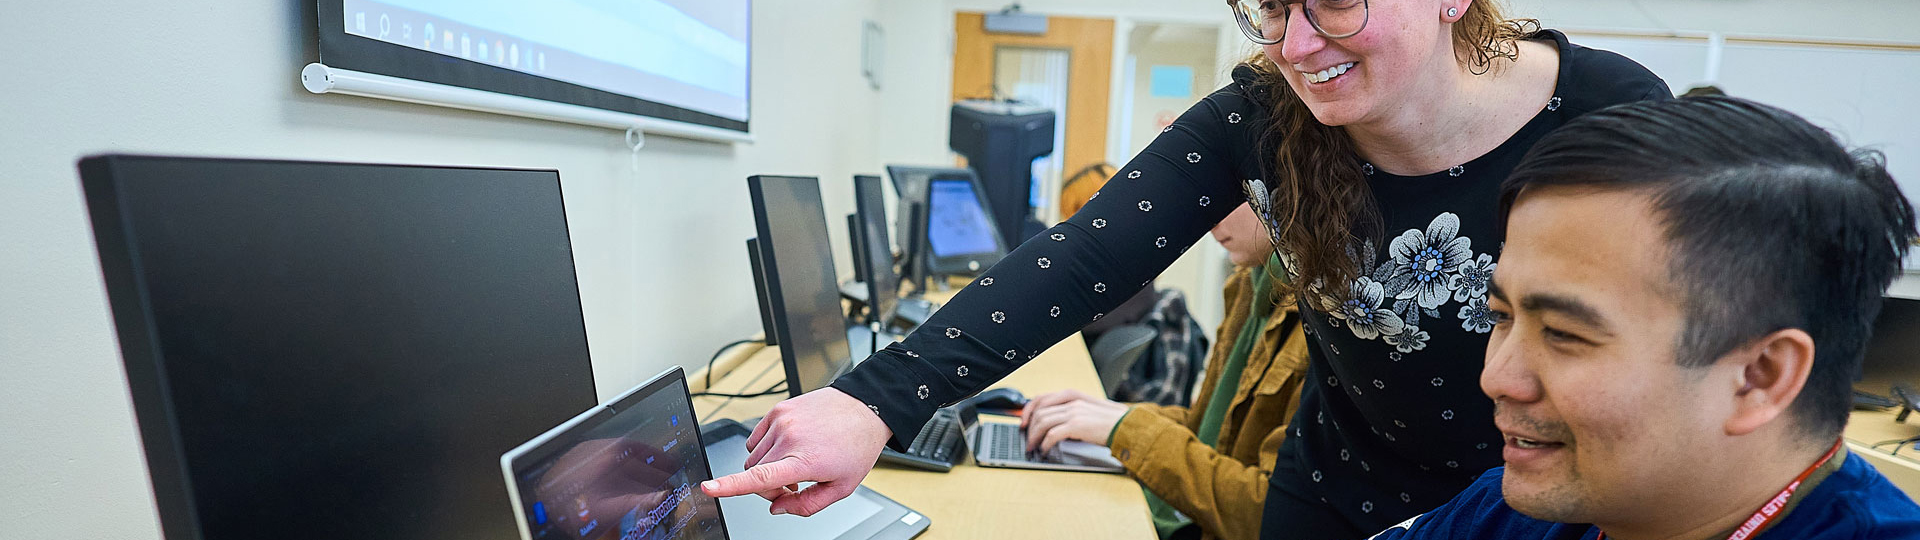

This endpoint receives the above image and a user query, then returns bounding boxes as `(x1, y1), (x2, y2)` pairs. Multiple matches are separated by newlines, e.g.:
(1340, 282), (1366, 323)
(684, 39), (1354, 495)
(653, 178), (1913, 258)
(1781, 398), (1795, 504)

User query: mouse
(970, 387), (1028, 410)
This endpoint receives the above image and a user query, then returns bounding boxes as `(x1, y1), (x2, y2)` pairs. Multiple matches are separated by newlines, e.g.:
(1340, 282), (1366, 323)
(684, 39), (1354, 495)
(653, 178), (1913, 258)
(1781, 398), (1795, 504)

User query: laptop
(502, 367), (929, 540)
(957, 401), (1126, 474)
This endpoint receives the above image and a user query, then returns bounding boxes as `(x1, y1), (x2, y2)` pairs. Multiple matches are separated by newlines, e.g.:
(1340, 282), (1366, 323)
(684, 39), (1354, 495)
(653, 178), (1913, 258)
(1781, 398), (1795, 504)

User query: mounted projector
(984, 6), (1048, 35)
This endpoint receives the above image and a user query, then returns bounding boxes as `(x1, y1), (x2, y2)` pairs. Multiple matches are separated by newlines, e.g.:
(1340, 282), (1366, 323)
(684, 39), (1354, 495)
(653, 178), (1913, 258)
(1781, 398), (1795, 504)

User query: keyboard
(878, 409), (965, 472)
(1856, 390), (1901, 409)
(984, 423), (1061, 463)
(896, 298), (939, 327)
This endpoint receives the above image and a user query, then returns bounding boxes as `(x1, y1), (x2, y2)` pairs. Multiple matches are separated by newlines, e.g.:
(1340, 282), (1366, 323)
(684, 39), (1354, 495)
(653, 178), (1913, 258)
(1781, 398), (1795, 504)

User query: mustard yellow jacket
(1109, 265), (1310, 540)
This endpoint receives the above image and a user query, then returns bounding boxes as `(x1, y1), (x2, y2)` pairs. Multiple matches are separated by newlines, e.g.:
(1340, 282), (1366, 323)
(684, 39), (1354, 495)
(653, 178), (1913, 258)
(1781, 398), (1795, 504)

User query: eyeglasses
(1227, 0), (1370, 45)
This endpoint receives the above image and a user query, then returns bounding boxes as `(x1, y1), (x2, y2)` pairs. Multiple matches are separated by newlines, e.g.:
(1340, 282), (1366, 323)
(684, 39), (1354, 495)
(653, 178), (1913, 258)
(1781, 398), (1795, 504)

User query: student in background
(1370, 97), (1920, 539)
(1021, 201), (1310, 540)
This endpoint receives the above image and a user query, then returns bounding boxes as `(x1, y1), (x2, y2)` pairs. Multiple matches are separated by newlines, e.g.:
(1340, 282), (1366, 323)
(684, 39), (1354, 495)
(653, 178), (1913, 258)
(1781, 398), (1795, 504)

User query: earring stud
(1447, 7), (1458, 17)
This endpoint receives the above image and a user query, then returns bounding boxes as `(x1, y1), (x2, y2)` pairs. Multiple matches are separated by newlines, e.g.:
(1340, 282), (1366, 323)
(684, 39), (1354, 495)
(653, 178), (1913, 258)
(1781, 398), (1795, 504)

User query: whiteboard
(1568, 32), (1920, 268)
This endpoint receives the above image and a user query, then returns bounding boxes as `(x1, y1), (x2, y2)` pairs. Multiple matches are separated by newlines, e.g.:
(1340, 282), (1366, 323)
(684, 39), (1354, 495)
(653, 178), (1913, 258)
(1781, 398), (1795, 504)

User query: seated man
(1370, 97), (1920, 539)
(1021, 201), (1311, 540)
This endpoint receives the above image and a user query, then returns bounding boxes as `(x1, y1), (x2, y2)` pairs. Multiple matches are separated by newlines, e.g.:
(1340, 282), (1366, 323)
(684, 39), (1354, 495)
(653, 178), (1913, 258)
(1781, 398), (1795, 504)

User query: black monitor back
(1859, 296), (1920, 398)
(745, 175), (856, 396)
(852, 175), (900, 327)
(77, 155), (600, 540)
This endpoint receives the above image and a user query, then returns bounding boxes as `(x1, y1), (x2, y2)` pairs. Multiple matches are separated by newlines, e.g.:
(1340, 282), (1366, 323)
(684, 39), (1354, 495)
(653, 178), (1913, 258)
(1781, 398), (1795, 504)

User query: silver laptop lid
(500, 367), (730, 540)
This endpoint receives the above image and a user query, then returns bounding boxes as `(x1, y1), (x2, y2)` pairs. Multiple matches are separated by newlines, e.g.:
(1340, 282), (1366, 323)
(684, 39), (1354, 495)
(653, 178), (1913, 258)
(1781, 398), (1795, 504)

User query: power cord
(691, 338), (785, 398)
(691, 382), (789, 399)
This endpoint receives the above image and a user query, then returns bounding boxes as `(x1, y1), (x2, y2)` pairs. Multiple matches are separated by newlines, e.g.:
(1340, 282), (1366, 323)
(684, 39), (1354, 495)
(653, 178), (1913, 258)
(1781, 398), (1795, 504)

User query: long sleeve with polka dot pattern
(831, 72), (1270, 450)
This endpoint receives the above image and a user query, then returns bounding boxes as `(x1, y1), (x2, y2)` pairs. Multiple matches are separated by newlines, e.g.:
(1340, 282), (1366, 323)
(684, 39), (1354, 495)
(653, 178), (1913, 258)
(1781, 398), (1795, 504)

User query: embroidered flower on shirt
(1333, 277), (1406, 340)
(991, 311), (1006, 324)
(957, 365), (969, 377)
(1454, 254), (1496, 303)
(1092, 219), (1108, 229)
(1385, 213), (1474, 310)
(1385, 325), (1431, 353)
(1037, 257), (1052, 269)
(945, 327), (962, 339)
(1186, 152), (1202, 163)
(1458, 296), (1497, 333)
(1128, 170), (1142, 179)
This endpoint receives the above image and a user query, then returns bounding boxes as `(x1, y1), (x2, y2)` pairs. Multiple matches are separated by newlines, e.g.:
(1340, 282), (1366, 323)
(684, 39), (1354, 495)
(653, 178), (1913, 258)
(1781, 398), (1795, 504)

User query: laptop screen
(926, 178), (1000, 258)
(509, 372), (727, 540)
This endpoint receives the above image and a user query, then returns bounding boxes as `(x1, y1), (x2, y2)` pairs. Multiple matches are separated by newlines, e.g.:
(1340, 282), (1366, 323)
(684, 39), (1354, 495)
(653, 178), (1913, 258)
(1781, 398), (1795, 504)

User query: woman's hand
(699, 387), (892, 517)
(1019, 389), (1130, 453)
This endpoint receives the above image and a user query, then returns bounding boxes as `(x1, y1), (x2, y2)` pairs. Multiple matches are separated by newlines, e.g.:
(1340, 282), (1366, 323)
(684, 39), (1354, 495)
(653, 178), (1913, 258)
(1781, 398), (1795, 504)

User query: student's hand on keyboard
(699, 387), (892, 517)
(1020, 389), (1130, 453)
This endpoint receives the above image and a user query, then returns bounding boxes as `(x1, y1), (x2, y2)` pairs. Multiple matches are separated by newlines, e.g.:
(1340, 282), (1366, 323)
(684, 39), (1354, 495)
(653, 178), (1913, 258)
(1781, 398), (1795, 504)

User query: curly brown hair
(1244, 1), (1537, 304)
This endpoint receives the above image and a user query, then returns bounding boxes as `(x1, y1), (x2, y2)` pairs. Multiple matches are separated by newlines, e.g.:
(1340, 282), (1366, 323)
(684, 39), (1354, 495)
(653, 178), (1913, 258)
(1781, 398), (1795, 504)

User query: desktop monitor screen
(79, 155), (600, 540)
(853, 175), (899, 327)
(746, 175), (855, 396)
(926, 178), (1002, 258)
(1859, 296), (1920, 398)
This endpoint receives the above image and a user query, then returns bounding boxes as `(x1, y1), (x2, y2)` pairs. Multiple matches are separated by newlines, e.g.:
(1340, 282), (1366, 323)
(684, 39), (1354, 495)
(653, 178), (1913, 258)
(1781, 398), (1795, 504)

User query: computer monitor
(78, 155), (600, 540)
(853, 175), (900, 327)
(745, 175), (857, 396)
(924, 175), (1008, 275)
(1858, 296), (1920, 399)
(884, 165), (1005, 278)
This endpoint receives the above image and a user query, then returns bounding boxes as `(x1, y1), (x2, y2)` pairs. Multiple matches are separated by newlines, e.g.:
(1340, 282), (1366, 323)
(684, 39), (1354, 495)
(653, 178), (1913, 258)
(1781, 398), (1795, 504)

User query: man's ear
(1724, 329), (1816, 436)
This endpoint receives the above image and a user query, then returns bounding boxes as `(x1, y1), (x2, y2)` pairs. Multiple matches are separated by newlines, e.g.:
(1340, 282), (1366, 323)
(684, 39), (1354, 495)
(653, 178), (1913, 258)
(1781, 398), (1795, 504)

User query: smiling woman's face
(1257, 0), (1460, 127)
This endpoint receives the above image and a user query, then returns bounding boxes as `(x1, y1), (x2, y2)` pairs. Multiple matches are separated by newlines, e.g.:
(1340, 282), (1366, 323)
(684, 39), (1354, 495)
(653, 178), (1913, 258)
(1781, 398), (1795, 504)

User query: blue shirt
(1367, 453), (1920, 540)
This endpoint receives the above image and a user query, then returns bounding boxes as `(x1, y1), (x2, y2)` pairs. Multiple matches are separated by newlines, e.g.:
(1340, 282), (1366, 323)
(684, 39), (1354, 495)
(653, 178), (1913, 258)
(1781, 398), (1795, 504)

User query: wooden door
(951, 12), (1114, 223)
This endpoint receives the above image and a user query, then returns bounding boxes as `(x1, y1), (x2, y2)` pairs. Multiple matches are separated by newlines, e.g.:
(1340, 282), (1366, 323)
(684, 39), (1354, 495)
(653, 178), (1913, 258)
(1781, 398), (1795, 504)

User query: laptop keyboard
(906, 409), (962, 462)
(985, 423), (1060, 462)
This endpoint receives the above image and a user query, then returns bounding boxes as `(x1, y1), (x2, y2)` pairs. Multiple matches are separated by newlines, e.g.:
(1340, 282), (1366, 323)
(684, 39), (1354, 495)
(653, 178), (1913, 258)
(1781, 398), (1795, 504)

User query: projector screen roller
(319, 0), (750, 133)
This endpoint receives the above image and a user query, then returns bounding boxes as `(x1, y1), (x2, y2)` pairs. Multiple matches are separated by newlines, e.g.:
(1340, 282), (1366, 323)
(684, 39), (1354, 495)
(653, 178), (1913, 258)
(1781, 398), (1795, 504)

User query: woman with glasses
(704, 2), (1669, 538)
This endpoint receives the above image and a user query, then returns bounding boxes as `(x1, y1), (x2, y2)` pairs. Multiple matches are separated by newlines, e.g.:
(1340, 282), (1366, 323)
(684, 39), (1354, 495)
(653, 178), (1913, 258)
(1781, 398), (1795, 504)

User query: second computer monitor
(746, 175), (857, 396)
(884, 165), (1007, 276)
(852, 175), (901, 327)
(1860, 296), (1920, 399)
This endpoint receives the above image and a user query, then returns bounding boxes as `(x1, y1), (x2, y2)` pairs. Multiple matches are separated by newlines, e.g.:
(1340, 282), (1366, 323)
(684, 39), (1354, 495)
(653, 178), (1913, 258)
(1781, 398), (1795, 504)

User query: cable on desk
(699, 338), (764, 392)
(692, 381), (790, 399)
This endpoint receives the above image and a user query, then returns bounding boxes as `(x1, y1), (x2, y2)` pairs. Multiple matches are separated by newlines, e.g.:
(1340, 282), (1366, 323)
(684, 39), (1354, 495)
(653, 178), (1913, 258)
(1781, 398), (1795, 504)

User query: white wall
(0, 1), (890, 538)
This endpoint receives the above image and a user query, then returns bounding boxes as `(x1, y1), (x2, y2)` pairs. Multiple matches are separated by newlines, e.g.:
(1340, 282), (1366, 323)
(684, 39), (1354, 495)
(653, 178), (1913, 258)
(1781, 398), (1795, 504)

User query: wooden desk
(1844, 407), (1920, 495)
(691, 290), (1156, 540)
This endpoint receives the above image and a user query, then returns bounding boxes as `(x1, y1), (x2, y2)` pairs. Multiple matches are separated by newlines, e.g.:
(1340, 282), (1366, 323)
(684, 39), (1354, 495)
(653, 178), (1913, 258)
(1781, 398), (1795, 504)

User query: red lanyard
(1596, 439), (1843, 540)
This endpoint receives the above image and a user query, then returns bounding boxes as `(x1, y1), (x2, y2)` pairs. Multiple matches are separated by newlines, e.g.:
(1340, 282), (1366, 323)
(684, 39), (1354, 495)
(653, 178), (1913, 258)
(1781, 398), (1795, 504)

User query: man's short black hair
(1499, 96), (1917, 438)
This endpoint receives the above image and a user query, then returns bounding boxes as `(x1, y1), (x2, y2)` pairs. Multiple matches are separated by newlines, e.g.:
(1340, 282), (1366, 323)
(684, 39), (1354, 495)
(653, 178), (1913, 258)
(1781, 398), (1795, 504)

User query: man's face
(1482, 187), (1732, 525)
